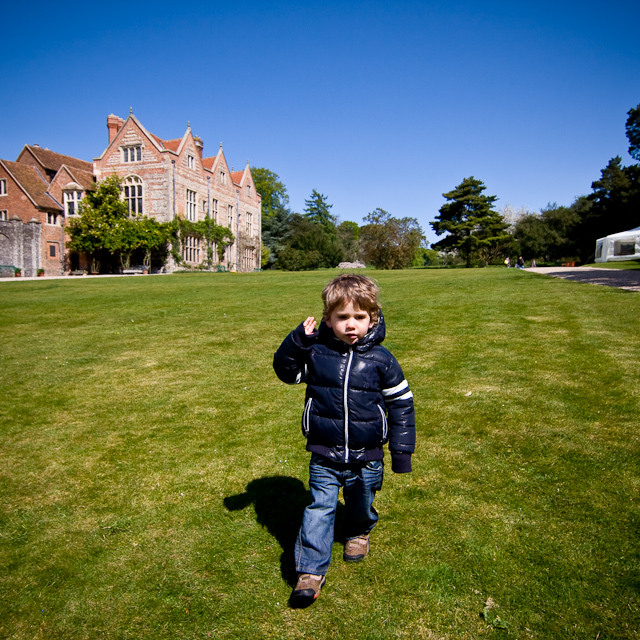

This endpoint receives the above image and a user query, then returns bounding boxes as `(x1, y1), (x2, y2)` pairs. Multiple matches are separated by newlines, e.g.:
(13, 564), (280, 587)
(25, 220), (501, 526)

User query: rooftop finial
(129, 106), (133, 114)
(219, 142), (223, 148)
(188, 121), (191, 129)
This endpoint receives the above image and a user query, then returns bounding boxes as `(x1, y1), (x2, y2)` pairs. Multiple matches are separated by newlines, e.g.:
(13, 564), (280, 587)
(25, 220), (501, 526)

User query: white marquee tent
(595, 227), (640, 262)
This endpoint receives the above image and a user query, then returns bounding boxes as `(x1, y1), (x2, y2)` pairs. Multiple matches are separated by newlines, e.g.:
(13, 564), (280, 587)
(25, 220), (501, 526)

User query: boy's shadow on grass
(224, 476), (345, 587)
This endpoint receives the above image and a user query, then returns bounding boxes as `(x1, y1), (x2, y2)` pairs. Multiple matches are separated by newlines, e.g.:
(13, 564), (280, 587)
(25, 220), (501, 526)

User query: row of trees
(510, 104), (639, 264)
(424, 103), (640, 267)
(68, 103), (639, 273)
(254, 168), (426, 270)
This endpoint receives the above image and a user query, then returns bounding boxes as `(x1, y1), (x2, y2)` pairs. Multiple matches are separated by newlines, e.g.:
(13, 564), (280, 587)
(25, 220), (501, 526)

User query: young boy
(273, 274), (416, 607)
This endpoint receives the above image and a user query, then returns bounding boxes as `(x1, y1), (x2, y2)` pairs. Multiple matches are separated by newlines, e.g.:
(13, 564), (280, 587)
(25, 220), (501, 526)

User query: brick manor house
(0, 112), (262, 275)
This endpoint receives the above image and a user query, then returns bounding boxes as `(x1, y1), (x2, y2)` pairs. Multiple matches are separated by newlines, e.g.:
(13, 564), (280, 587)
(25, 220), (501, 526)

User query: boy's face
(326, 300), (373, 345)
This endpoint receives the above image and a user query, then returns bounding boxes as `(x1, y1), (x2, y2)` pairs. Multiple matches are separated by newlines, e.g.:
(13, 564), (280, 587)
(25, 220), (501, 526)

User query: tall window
(246, 183), (251, 196)
(0, 210), (7, 221)
(211, 199), (218, 223)
(186, 189), (197, 222)
(242, 248), (254, 271)
(63, 190), (82, 217)
(0, 179), (6, 196)
(124, 176), (143, 215)
(188, 155), (195, 169)
(48, 243), (58, 257)
(220, 171), (226, 185)
(182, 236), (200, 263)
(123, 146), (142, 162)
(227, 204), (233, 228)
(246, 212), (253, 236)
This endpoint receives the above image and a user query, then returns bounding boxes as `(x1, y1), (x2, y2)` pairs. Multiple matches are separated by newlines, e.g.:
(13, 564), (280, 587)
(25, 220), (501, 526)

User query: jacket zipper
(302, 398), (312, 436)
(343, 347), (354, 461)
(377, 404), (388, 440)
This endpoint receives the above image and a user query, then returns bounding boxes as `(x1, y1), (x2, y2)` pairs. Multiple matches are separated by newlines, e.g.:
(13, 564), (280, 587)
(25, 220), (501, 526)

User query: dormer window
(123, 146), (142, 163)
(63, 189), (83, 217)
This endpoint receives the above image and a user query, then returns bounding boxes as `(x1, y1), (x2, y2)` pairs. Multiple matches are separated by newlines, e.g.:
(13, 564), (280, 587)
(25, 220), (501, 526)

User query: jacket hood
(318, 310), (386, 352)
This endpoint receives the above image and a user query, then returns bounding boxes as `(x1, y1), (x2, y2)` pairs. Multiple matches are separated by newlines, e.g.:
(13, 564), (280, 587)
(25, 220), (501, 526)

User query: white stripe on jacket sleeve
(382, 379), (409, 397)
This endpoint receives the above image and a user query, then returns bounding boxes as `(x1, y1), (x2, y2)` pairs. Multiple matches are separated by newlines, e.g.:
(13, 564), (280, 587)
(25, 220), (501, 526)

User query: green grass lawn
(1, 269), (638, 639)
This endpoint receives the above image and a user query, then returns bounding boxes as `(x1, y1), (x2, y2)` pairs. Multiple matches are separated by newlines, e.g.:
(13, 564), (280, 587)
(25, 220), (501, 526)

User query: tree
(250, 167), (289, 221)
(431, 177), (509, 267)
(626, 103), (640, 162)
(66, 175), (130, 258)
(260, 242), (271, 268)
(572, 156), (640, 262)
(359, 208), (425, 269)
(277, 214), (342, 269)
(512, 213), (549, 261)
(304, 190), (337, 234)
(337, 221), (361, 262)
(512, 203), (580, 263)
(261, 203), (293, 268)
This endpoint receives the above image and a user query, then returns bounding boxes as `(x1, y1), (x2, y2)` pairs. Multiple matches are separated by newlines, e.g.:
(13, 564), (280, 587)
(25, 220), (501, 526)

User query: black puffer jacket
(273, 313), (416, 473)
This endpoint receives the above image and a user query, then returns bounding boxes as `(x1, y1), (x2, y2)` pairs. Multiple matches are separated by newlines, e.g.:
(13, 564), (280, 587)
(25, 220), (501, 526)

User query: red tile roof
(163, 138), (182, 152)
(148, 133), (182, 153)
(59, 166), (95, 192)
(23, 145), (92, 174)
(1, 160), (62, 210)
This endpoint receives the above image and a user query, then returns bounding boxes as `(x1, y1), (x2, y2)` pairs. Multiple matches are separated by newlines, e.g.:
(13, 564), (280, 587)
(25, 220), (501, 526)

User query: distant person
(516, 256), (525, 269)
(531, 259), (537, 268)
(273, 274), (416, 608)
(504, 257), (511, 268)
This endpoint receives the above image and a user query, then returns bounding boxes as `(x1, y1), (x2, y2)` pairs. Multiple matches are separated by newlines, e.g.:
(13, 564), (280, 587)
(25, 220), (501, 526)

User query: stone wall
(0, 217), (41, 276)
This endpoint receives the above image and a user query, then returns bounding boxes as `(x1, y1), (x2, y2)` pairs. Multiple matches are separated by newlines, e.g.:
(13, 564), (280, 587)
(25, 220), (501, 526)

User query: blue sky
(2, 0), (638, 244)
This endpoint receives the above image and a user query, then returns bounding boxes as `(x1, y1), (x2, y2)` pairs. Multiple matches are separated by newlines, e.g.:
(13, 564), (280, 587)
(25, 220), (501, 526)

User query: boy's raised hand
(303, 316), (317, 336)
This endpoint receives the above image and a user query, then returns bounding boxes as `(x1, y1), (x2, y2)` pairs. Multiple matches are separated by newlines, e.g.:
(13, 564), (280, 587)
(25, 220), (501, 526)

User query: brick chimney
(107, 114), (125, 145)
(194, 135), (204, 158)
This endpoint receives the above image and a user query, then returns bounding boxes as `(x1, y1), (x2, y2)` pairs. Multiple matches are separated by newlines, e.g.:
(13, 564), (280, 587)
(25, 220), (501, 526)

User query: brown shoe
(344, 534), (370, 562)
(290, 573), (326, 608)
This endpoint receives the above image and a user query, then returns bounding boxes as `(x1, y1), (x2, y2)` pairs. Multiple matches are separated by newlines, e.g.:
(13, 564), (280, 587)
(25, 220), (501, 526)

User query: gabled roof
(203, 143), (228, 176)
(150, 133), (182, 152)
(161, 138), (182, 153)
(0, 160), (62, 210)
(231, 171), (244, 186)
(52, 164), (95, 192)
(202, 157), (217, 170)
(19, 145), (92, 175)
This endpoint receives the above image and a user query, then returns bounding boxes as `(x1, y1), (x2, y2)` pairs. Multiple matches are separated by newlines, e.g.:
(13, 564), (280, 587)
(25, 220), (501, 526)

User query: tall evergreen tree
(626, 103), (640, 162)
(304, 190), (337, 234)
(261, 203), (292, 268)
(575, 156), (640, 261)
(431, 177), (508, 267)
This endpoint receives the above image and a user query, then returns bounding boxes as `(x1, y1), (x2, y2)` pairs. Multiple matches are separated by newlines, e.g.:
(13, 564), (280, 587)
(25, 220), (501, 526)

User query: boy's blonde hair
(322, 274), (380, 324)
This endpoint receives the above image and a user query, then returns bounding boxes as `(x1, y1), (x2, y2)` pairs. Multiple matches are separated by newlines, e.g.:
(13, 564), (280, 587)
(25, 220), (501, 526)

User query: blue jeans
(295, 453), (384, 576)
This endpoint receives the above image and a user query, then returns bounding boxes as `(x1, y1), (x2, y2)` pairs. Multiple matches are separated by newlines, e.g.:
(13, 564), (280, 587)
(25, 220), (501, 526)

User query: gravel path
(526, 266), (640, 292)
